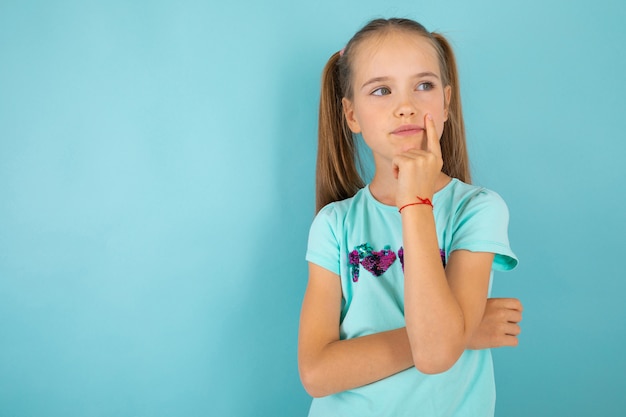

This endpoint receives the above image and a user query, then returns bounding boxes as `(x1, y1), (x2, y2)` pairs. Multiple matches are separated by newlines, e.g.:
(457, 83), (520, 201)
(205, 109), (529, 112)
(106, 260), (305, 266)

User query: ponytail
(432, 33), (471, 184)
(316, 52), (364, 212)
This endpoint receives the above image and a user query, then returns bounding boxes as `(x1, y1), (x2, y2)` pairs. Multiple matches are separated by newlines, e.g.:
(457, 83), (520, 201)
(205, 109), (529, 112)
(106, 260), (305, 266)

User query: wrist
(398, 196), (433, 213)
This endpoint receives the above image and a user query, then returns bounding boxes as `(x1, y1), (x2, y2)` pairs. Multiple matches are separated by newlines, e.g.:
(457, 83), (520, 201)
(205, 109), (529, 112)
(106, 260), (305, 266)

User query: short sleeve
(450, 190), (518, 271)
(305, 205), (342, 275)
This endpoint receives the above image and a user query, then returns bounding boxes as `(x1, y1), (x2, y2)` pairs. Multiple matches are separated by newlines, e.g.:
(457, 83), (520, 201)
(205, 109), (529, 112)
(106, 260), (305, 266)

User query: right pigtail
(432, 32), (471, 184)
(316, 52), (364, 212)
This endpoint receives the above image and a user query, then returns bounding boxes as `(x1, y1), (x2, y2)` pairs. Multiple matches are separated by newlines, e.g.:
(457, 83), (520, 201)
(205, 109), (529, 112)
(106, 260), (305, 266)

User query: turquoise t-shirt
(305, 178), (518, 417)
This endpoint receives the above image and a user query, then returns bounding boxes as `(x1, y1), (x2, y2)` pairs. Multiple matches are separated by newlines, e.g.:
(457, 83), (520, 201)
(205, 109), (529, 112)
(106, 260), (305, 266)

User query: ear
(342, 97), (361, 133)
(443, 85), (452, 121)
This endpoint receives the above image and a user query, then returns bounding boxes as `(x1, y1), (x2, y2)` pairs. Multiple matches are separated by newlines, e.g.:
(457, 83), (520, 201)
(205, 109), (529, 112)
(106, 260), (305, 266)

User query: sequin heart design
(360, 248), (397, 277)
(349, 243), (398, 281)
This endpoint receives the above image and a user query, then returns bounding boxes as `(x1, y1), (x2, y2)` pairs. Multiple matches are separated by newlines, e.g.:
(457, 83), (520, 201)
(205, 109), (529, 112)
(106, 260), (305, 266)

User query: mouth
(391, 124), (424, 136)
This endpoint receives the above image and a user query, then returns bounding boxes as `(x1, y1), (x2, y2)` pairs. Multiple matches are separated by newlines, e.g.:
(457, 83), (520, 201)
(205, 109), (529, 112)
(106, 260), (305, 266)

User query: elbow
(300, 373), (326, 398)
(412, 349), (460, 375)
(414, 360), (454, 375)
(299, 362), (331, 398)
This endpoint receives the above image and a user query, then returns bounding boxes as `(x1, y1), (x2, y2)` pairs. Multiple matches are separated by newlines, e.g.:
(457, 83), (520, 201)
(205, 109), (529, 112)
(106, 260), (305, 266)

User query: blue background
(1, 0), (624, 416)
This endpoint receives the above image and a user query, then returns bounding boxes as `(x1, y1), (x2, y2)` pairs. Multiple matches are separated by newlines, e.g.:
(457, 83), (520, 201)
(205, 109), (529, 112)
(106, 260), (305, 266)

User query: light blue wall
(1, 1), (624, 416)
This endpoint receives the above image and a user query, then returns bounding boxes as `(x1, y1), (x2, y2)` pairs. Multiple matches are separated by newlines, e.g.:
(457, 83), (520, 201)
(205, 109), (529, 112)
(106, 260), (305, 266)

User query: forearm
(300, 303), (509, 399)
(401, 208), (470, 373)
(299, 327), (413, 397)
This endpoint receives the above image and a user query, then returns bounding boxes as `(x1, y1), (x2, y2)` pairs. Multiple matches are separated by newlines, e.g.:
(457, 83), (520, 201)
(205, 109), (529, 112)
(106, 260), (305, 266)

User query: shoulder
(306, 189), (367, 274)
(442, 179), (518, 270)
(309, 188), (366, 239)
(314, 188), (367, 223)
(442, 179), (509, 219)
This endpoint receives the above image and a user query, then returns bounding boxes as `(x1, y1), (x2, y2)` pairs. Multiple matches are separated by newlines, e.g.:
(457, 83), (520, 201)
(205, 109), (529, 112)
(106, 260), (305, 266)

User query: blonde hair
(316, 18), (471, 212)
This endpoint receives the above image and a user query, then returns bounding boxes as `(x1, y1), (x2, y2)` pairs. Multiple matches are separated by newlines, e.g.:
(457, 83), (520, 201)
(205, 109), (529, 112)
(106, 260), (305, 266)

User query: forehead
(351, 30), (441, 80)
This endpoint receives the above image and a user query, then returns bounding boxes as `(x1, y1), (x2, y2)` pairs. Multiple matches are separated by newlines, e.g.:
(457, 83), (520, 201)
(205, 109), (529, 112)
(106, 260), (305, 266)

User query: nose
(394, 97), (417, 118)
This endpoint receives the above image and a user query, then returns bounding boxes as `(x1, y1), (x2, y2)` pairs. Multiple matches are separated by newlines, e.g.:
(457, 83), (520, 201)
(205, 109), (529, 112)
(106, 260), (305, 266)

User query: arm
(396, 114), (494, 374)
(298, 262), (413, 398)
(298, 262), (522, 396)
(402, 240), (493, 373)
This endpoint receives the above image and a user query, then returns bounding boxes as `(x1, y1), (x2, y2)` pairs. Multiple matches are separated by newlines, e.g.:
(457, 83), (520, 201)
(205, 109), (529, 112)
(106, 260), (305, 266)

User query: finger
(499, 335), (520, 348)
(503, 322), (521, 336)
(490, 297), (523, 312)
(497, 308), (522, 324)
(486, 333), (519, 348)
(392, 159), (400, 179)
(391, 153), (412, 179)
(424, 113), (442, 158)
(509, 310), (523, 323)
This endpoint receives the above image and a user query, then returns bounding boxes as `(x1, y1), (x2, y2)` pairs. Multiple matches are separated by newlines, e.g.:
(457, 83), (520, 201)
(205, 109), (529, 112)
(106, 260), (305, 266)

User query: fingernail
(426, 114), (433, 121)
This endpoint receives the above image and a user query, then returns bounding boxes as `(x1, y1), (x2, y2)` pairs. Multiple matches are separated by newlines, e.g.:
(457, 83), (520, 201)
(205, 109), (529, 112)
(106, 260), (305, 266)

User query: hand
(467, 298), (523, 350)
(393, 114), (443, 208)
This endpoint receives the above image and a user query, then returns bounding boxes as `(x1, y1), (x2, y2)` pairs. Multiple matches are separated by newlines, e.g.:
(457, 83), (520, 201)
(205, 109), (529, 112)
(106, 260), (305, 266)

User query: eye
(371, 87), (391, 96)
(416, 82), (435, 91)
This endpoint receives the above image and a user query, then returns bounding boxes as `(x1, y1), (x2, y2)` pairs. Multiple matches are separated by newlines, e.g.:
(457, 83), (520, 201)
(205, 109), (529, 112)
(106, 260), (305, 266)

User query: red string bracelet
(398, 196), (433, 213)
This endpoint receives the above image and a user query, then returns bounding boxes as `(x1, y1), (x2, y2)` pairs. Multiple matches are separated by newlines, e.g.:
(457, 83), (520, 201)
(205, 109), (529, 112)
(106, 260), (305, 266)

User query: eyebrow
(361, 72), (440, 89)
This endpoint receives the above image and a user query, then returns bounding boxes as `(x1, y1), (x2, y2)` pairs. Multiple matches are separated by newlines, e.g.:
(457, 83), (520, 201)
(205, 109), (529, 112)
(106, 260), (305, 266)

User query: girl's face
(342, 31), (451, 169)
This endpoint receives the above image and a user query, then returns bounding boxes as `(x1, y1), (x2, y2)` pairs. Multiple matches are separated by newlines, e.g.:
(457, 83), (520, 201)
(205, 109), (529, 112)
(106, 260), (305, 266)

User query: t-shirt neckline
(364, 178), (457, 212)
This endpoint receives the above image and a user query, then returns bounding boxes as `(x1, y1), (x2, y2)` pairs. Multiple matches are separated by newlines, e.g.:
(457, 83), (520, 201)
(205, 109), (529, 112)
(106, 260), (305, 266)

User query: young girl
(298, 18), (521, 416)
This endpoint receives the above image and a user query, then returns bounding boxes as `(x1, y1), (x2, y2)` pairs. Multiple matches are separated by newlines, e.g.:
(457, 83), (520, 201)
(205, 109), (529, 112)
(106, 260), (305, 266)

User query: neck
(369, 172), (451, 206)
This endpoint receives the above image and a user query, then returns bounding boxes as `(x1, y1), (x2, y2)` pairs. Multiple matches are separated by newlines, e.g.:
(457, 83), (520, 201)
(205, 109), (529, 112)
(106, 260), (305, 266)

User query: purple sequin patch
(349, 244), (446, 282)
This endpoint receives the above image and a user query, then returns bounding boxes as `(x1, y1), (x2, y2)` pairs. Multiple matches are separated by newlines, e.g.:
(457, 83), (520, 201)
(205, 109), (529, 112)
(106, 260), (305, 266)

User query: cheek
(356, 107), (381, 130)
(437, 119), (446, 134)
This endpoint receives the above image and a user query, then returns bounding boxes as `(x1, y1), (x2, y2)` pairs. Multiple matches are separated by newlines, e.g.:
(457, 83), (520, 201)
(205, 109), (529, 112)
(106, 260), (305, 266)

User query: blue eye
(417, 82), (435, 91)
(372, 87), (391, 96)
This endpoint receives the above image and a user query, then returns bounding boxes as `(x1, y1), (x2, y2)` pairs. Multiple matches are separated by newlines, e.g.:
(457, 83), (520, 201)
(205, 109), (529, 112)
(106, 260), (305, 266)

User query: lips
(391, 124), (423, 136)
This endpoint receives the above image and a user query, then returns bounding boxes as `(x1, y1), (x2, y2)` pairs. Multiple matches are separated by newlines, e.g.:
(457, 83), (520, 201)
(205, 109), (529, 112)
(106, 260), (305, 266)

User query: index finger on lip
(425, 114), (442, 157)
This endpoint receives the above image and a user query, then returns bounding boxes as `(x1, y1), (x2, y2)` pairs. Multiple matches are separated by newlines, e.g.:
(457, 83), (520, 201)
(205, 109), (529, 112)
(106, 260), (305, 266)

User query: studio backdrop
(1, 0), (624, 416)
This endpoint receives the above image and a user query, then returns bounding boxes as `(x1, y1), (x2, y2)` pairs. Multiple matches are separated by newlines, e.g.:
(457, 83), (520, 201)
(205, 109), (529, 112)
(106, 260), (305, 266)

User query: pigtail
(316, 52), (364, 212)
(432, 33), (471, 184)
